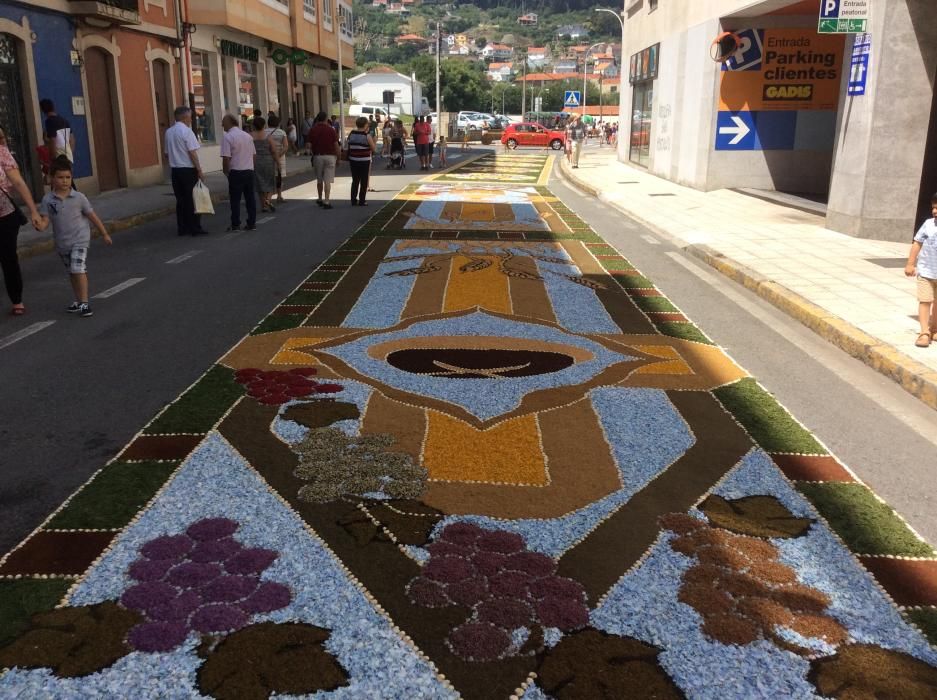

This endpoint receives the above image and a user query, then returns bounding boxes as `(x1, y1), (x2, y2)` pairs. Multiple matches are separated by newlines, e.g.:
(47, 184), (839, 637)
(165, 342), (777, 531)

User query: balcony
(69, 0), (141, 25)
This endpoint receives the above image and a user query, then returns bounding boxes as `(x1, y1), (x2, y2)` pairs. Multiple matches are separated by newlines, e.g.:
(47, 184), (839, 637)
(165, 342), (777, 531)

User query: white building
(348, 66), (426, 115)
(482, 43), (514, 61)
(618, 0), (937, 242)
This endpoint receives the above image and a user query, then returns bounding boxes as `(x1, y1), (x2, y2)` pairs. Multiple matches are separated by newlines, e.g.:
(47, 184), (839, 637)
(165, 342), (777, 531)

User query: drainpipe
(180, 0), (193, 100)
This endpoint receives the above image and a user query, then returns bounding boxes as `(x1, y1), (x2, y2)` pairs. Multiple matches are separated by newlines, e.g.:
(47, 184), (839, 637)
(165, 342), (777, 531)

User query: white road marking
(165, 250), (203, 265)
(641, 234), (661, 245)
(0, 321), (56, 350)
(257, 216), (275, 224)
(92, 277), (145, 299)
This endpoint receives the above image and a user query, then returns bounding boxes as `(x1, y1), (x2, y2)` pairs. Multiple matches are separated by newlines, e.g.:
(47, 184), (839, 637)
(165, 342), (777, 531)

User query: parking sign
(818, 0), (869, 33)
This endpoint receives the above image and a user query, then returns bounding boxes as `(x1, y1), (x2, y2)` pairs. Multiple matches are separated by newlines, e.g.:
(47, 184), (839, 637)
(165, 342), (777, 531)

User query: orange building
(70, 0), (353, 189)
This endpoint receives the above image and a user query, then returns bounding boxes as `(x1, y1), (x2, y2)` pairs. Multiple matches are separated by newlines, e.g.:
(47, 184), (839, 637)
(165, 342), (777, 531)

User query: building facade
(617, 0), (937, 241)
(0, 0), (352, 195)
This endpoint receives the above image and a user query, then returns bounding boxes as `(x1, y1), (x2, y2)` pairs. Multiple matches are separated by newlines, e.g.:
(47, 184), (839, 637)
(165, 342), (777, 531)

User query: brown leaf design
(460, 257), (492, 273)
(385, 262), (442, 277)
(0, 602), (141, 678)
(808, 644), (937, 699)
(197, 622), (348, 700)
(700, 495), (813, 539)
(282, 401), (360, 430)
(537, 629), (685, 699)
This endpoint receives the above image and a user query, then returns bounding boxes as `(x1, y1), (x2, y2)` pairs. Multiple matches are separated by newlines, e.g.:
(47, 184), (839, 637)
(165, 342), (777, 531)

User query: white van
(348, 105), (390, 119)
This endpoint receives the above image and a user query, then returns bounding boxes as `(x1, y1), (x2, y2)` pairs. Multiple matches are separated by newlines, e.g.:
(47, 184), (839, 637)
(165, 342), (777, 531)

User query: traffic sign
(818, 0), (869, 33)
(715, 111), (756, 150)
(563, 90), (581, 107)
(721, 28), (764, 72)
(847, 33), (870, 96)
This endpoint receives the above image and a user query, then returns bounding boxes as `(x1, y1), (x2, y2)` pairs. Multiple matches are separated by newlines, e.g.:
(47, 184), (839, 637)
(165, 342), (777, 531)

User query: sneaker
(323, 202), (333, 210)
(244, 224), (257, 231)
(226, 224), (241, 232)
(78, 303), (93, 317)
(66, 302), (81, 313)
(316, 199), (324, 207)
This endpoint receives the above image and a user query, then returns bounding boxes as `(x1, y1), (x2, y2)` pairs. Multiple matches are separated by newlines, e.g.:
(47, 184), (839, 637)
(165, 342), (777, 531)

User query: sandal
(11, 306), (25, 316)
(915, 332), (931, 348)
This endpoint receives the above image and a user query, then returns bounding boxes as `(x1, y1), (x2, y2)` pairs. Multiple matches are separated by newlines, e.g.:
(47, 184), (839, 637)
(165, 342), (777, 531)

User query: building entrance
(0, 34), (36, 194)
(85, 47), (121, 191)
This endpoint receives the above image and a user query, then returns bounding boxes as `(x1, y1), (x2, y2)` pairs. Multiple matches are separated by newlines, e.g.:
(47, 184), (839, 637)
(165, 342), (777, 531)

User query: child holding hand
(37, 159), (111, 317)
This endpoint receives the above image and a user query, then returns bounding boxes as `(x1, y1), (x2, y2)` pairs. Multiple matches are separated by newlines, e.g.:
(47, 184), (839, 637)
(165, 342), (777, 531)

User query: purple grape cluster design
(119, 518), (291, 652)
(406, 522), (590, 662)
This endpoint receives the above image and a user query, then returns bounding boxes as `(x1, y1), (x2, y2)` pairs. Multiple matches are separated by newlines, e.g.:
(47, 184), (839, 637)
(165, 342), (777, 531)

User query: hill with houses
(349, 0), (623, 114)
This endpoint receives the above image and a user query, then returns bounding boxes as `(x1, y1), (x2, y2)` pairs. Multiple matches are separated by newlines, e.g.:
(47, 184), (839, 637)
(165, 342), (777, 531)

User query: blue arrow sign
(564, 90), (581, 107)
(847, 33), (870, 95)
(715, 111), (756, 150)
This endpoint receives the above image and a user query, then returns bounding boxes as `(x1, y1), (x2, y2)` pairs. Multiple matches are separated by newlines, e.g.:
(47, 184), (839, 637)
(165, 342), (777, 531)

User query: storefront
(294, 57), (331, 120)
(627, 43), (658, 168)
(0, 7), (88, 194)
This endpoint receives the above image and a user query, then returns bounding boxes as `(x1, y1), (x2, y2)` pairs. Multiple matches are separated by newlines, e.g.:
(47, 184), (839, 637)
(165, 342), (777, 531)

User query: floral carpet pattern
(2, 153), (937, 699)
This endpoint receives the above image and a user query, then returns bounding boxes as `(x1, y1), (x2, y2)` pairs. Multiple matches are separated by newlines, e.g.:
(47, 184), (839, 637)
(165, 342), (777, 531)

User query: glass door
(629, 81), (653, 168)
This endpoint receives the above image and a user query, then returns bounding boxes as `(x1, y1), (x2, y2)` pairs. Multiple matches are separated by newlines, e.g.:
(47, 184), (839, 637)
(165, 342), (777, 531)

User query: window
(236, 59), (259, 117)
(629, 82), (653, 168)
(303, 0), (316, 20)
(649, 0), (658, 10)
(338, 2), (352, 40)
(190, 51), (215, 142)
(323, 0), (333, 28)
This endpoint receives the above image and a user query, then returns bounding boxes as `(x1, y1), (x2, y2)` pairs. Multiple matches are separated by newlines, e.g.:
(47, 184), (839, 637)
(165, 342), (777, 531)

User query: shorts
(416, 143), (429, 157)
(59, 245), (88, 274)
(917, 276), (937, 303)
(313, 155), (336, 184)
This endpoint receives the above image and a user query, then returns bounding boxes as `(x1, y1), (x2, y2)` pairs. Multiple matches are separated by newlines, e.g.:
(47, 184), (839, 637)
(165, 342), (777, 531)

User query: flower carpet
(2, 153), (937, 698)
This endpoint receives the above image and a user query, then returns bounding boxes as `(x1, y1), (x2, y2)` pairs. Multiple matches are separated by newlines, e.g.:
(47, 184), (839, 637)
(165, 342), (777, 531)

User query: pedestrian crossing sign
(564, 91), (581, 107)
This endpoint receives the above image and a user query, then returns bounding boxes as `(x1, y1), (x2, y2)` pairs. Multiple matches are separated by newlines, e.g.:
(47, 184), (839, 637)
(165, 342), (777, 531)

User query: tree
(475, 37), (488, 50)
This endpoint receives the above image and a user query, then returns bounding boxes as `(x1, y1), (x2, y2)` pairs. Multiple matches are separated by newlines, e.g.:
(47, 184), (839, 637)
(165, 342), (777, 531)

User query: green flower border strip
(2, 154), (936, 650)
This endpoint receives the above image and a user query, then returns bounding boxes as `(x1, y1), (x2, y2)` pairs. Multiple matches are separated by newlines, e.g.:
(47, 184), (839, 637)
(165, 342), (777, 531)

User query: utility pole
(436, 22), (441, 120)
(337, 2), (345, 144)
(521, 50), (527, 118)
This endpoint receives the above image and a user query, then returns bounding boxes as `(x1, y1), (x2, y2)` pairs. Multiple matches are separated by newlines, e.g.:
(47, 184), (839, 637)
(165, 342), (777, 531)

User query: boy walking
(905, 192), (937, 347)
(37, 159), (111, 317)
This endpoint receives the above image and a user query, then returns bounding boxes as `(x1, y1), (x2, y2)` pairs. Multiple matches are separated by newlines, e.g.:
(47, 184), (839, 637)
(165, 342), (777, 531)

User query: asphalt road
(3, 149), (935, 558)
(0, 159), (433, 554)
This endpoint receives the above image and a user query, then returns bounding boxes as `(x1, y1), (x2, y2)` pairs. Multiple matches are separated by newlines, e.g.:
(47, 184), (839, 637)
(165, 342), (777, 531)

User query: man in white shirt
(220, 114), (257, 231)
(164, 106), (206, 236)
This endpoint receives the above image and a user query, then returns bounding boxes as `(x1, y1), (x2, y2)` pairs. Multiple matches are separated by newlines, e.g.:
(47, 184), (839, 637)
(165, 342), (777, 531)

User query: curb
(557, 157), (937, 412)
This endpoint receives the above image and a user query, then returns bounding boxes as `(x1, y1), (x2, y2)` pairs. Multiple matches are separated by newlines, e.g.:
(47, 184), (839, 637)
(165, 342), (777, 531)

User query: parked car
(456, 111), (488, 129)
(501, 122), (566, 150)
(348, 105), (390, 119)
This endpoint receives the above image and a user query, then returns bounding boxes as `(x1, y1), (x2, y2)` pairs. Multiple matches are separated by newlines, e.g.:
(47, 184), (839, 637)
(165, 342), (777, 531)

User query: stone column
(827, 0), (937, 241)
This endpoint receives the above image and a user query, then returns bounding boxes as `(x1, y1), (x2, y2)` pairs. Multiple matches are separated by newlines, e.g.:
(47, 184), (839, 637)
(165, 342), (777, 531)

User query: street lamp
(594, 7), (625, 32)
(582, 42), (605, 125)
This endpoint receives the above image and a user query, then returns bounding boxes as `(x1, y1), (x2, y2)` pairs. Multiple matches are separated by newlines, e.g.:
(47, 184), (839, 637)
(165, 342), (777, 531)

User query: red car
(501, 123), (566, 151)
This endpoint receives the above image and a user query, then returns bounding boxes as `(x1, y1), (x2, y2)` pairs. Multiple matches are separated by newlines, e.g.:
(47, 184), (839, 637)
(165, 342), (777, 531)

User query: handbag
(0, 187), (28, 227)
(192, 180), (215, 215)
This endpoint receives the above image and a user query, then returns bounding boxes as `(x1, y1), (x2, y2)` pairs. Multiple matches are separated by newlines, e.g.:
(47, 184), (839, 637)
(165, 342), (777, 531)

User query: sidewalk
(559, 146), (937, 411)
(15, 154), (316, 257)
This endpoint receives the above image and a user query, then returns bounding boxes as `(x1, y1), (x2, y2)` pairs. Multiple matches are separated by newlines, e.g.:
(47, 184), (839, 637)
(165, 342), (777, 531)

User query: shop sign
(272, 48), (307, 65)
(846, 33), (870, 96)
(628, 44), (659, 84)
(219, 39), (259, 62)
(716, 28), (845, 152)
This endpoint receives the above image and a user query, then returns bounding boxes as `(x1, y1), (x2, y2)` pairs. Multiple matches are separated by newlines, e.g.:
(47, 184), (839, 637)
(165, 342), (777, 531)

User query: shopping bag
(193, 180), (214, 215)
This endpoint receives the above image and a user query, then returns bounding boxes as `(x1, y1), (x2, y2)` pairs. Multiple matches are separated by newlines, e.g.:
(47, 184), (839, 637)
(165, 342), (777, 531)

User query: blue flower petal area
(434, 388), (694, 557)
(10, 434), (454, 700)
(536, 258), (620, 334)
(343, 257), (421, 330)
(322, 311), (634, 422)
(590, 449), (937, 699)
